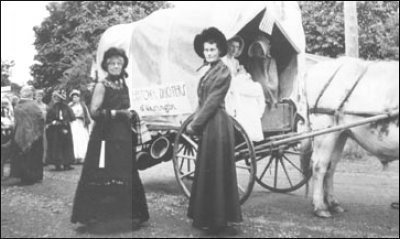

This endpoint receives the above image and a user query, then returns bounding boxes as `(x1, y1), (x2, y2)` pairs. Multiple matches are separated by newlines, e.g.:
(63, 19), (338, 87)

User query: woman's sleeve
(190, 68), (231, 132)
(82, 102), (92, 127)
(90, 82), (106, 120)
(66, 105), (76, 122)
(45, 106), (54, 123)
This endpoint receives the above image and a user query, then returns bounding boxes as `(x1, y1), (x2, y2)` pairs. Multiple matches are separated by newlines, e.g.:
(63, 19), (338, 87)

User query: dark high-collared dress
(45, 102), (75, 167)
(188, 60), (242, 229)
(71, 77), (149, 224)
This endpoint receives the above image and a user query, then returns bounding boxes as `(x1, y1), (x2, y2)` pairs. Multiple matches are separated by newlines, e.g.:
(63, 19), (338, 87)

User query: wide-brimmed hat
(228, 35), (245, 57)
(69, 89), (81, 99)
(194, 27), (228, 59)
(101, 47), (129, 72)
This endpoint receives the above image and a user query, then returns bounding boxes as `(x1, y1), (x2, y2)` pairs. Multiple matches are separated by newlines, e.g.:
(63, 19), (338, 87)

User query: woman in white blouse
(68, 90), (91, 163)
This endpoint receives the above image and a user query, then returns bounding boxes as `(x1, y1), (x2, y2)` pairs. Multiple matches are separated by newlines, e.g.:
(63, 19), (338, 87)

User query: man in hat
(45, 89), (75, 171)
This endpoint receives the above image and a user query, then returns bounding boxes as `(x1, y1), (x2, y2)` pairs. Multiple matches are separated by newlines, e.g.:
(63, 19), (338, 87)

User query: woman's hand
(111, 109), (132, 119)
(186, 123), (196, 135)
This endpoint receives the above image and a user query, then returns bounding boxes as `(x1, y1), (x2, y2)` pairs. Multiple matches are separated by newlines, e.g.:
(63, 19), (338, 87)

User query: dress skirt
(71, 132), (149, 224)
(187, 109), (242, 229)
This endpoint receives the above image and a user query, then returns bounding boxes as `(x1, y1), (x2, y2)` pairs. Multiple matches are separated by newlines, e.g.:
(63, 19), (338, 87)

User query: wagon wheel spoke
(179, 156), (185, 172)
(238, 184), (245, 194)
(274, 157), (279, 188)
(177, 154), (196, 161)
(279, 157), (293, 188)
(236, 164), (252, 171)
(282, 155), (303, 174)
(187, 156), (191, 172)
(255, 155), (266, 162)
(284, 150), (302, 156)
(235, 141), (247, 151)
(179, 170), (195, 179)
(181, 134), (198, 151)
(258, 156), (275, 181)
(234, 150), (246, 160)
(176, 144), (185, 153)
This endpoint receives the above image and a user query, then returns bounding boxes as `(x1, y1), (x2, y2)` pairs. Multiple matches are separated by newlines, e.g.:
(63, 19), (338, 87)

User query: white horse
(304, 57), (399, 218)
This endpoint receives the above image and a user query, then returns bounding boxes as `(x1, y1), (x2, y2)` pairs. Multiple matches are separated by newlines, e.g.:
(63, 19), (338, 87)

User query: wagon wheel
(172, 114), (256, 204)
(255, 115), (313, 193)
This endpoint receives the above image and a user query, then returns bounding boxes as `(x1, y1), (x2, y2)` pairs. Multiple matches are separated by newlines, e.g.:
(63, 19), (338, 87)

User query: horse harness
(310, 62), (375, 118)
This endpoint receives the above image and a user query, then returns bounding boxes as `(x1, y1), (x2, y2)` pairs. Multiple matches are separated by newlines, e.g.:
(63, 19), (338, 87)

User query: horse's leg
(324, 132), (348, 214)
(312, 132), (341, 218)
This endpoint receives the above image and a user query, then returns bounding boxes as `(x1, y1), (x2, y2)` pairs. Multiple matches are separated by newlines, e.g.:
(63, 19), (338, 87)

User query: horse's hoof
(314, 209), (332, 218)
(330, 204), (345, 214)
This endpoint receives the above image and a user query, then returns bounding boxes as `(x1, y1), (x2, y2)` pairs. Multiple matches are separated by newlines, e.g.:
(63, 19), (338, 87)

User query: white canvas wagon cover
(96, 1), (306, 126)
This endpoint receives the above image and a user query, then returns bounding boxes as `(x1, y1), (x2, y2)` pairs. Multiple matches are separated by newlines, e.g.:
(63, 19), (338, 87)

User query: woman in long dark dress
(186, 27), (242, 234)
(71, 47), (149, 225)
(45, 90), (75, 171)
(11, 86), (45, 185)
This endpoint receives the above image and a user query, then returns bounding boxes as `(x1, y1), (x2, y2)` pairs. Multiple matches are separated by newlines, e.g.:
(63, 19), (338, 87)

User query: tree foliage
(299, 1), (399, 60)
(31, 1), (171, 99)
(1, 59), (15, 87)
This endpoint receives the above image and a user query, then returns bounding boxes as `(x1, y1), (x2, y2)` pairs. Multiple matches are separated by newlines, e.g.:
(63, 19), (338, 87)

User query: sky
(0, 1), (221, 86)
(1, 1), (53, 85)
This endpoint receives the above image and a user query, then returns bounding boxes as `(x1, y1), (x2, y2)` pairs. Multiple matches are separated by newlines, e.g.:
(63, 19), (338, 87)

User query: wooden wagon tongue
(253, 109), (399, 153)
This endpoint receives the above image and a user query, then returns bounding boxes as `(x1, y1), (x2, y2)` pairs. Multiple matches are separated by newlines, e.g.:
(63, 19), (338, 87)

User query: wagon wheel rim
(255, 141), (312, 193)
(172, 114), (257, 204)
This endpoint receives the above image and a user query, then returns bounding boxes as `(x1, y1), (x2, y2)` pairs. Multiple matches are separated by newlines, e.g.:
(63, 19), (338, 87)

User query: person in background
(1, 96), (15, 179)
(11, 85), (45, 185)
(222, 35), (245, 77)
(68, 89), (91, 164)
(34, 89), (48, 164)
(10, 95), (20, 109)
(231, 64), (266, 142)
(45, 90), (75, 171)
(222, 35), (246, 117)
(186, 27), (242, 235)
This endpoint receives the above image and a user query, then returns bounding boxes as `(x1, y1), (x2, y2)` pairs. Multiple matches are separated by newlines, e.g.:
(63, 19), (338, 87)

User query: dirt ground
(1, 156), (399, 238)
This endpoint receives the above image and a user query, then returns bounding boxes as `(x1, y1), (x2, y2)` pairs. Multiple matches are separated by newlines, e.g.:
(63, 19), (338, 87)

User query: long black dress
(187, 60), (242, 229)
(45, 102), (75, 167)
(71, 77), (149, 224)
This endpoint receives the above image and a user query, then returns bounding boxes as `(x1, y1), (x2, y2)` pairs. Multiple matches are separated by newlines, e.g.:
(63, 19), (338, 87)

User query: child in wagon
(223, 35), (265, 142)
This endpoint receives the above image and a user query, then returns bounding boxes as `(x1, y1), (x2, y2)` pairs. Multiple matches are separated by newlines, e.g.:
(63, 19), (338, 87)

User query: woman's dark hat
(194, 27), (228, 59)
(101, 47), (129, 72)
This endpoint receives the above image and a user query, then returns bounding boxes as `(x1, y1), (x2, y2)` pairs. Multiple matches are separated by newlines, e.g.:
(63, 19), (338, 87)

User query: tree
(299, 1), (399, 60)
(31, 1), (172, 93)
(357, 1), (399, 60)
(1, 59), (15, 87)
